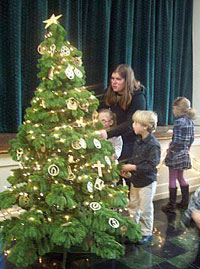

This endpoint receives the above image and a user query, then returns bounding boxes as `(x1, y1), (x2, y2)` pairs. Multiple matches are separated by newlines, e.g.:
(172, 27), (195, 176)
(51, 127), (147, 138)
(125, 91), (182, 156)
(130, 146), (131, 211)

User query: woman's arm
(107, 91), (146, 138)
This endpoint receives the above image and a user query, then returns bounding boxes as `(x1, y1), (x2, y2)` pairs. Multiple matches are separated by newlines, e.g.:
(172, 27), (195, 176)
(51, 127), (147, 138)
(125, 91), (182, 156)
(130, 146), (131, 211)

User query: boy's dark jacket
(129, 133), (161, 188)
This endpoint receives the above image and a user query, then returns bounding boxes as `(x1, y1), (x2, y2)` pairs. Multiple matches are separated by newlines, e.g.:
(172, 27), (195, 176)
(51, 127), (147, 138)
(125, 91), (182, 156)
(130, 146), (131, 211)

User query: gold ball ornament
(92, 111), (99, 125)
(16, 148), (23, 161)
(120, 225), (128, 235)
(48, 66), (55, 80)
(19, 194), (31, 209)
(41, 144), (46, 152)
(73, 56), (83, 66)
(79, 102), (89, 112)
(71, 140), (82, 150)
(37, 45), (47, 55)
(66, 97), (79, 110)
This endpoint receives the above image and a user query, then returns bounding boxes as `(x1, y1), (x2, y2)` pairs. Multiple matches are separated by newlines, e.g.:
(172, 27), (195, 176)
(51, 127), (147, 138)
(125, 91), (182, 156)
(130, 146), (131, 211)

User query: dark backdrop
(0, 0), (193, 132)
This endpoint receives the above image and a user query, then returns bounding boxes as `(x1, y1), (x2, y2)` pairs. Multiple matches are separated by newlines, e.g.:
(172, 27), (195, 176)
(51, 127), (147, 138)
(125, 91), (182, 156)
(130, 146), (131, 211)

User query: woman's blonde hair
(105, 64), (143, 110)
(132, 110), (158, 133)
(98, 108), (117, 127)
(173, 97), (196, 120)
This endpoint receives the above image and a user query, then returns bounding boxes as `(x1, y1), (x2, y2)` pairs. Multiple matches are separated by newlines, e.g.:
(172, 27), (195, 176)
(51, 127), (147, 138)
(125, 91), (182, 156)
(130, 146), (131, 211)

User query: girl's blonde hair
(132, 110), (158, 133)
(105, 64), (143, 110)
(98, 108), (117, 127)
(173, 97), (196, 120)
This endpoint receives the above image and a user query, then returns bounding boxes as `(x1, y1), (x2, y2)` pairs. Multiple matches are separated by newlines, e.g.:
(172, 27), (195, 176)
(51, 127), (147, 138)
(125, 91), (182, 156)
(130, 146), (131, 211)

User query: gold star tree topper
(43, 14), (62, 29)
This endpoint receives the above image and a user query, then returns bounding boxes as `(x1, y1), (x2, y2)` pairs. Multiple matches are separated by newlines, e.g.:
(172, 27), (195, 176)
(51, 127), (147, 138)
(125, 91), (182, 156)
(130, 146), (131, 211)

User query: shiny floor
(2, 198), (200, 269)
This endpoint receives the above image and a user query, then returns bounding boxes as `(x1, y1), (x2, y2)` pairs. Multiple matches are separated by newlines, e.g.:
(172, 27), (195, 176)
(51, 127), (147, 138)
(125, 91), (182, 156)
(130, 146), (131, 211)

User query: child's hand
(99, 129), (108, 139)
(120, 170), (131, 178)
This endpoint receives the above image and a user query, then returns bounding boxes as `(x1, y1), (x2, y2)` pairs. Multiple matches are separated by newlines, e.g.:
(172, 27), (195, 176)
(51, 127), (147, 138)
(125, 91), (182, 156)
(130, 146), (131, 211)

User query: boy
(121, 110), (161, 244)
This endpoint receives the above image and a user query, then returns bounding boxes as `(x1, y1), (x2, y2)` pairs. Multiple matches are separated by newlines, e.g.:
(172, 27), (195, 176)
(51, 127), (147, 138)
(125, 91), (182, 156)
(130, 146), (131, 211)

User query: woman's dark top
(99, 87), (146, 143)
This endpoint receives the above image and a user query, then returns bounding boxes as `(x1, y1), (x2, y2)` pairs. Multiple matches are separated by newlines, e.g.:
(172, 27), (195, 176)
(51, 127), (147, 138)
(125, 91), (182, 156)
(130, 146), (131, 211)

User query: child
(121, 110), (161, 244)
(182, 186), (200, 229)
(162, 97), (196, 213)
(98, 109), (123, 161)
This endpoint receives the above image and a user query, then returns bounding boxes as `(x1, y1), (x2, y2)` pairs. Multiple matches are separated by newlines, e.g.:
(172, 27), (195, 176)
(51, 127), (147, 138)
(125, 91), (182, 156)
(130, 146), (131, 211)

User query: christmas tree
(0, 14), (141, 267)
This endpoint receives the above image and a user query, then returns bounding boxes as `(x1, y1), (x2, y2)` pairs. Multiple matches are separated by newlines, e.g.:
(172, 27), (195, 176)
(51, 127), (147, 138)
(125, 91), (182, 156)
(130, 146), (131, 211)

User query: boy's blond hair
(132, 110), (158, 133)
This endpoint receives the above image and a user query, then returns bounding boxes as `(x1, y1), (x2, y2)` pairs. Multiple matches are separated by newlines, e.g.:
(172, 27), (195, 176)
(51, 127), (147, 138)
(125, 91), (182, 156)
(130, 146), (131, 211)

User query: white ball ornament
(109, 218), (120, 228)
(65, 64), (74, 79)
(87, 182), (93, 193)
(93, 138), (101, 149)
(74, 68), (83, 78)
(48, 164), (59, 176)
(60, 46), (70, 56)
(80, 138), (87, 149)
(105, 156), (111, 166)
(90, 202), (101, 211)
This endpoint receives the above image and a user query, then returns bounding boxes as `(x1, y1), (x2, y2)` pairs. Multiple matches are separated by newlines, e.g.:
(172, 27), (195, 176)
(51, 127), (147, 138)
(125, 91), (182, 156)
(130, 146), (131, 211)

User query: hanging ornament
(66, 97), (79, 110)
(109, 218), (119, 228)
(49, 44), (56, 57)
(41, 100), (46, 108)
(67, 166), (76, 181)
(48, 164), (59, 176)
(41, 144), (46, 153)
(68, 155), (75, 163)
(19, 194), (31, 209)
(71, 140), (82, 150)
(73, 56), (83, 66)
(79, 103), (89, 112)
(80, 138), (87, 149)
(60, 46), (70, 56)
(87, 181), (93, 193)
(92, 111), (99, 125)
(94, 178), (104, 191)
(122, 178), (127, 187)
(120, 225), (128, 235)
(37, 45), (47, 55)
(93, 138), (101, 149)
(16, 148), (23, 161)
(105, 156), (111, 166)
(90, 202), (101, 211)
(73, 117), (86, 128)
(48, 66), (55, 80)
(65, 64), (74, 80)
(93, 161), (105, 177)
(74, 68), (83, 78)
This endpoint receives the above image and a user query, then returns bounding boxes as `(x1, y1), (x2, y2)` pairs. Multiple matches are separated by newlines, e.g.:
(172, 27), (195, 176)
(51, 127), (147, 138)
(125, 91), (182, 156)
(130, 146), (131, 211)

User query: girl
(98, 109), (123, 161)
(162, 97), (196, 213)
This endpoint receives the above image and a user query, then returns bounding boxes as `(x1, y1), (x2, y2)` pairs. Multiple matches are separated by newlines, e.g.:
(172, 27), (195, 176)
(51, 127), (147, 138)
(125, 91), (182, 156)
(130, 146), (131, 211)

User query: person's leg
(162, 168), (177, 213)
(137, 181), (157, 244)
(176, 170), (189, 208)
(128, 183), (140, 223)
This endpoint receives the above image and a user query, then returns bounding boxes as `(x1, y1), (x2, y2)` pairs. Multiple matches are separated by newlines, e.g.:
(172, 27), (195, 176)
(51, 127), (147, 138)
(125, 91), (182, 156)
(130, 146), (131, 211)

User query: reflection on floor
(2, 198), (200, 269)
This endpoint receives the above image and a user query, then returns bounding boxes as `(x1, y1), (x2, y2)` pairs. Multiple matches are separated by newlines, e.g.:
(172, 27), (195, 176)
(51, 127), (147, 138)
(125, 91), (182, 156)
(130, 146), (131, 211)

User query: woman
(99, 64), (146, 160)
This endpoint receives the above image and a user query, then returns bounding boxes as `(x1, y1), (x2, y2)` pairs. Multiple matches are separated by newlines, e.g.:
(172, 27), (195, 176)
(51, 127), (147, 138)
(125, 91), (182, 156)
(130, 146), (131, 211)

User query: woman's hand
(122, 164), (136, 171)
(99, 129), (108, 139)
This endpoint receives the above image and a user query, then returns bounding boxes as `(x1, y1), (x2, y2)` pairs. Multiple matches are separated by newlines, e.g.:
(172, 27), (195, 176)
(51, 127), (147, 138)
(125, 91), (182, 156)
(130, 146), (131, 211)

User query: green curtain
(0, 0), (193, 132)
